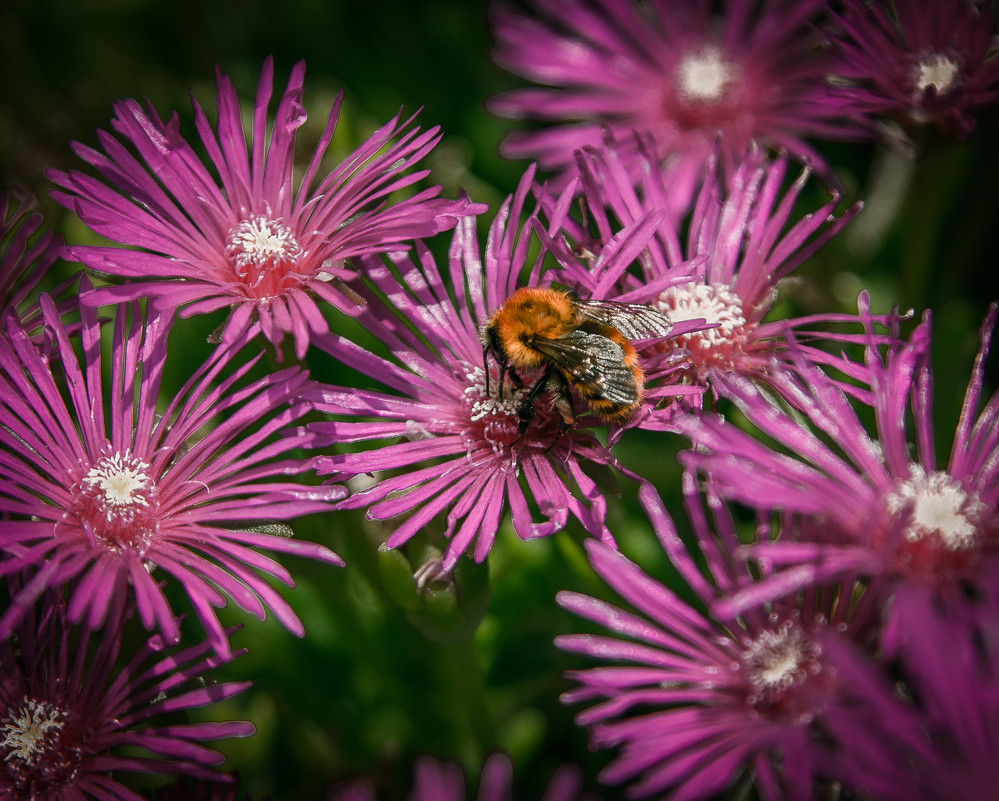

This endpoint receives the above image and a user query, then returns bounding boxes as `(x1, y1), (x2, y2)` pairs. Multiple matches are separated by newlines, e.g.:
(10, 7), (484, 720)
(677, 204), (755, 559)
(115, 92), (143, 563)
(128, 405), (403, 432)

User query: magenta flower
(556, 521), (926, 801)
(304, 168), (691, 570)
(675, 299), (999, 620)
(0, 590), (254, 800)
(489, 0), (862, 189)
(328, 754), (590, 801)
(547, 139), (894, 416)
(0, 291), (344, 657)
(880, 586), (999, 799)
(0, 192), (74, 331)
(827, 0), (999, 141)
(48, 58), (477, 359)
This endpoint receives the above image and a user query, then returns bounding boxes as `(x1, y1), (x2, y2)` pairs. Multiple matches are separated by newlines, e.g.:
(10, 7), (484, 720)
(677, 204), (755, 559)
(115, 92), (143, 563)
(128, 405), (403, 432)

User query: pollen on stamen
(81, 451), (154, 515)
(676, 46), (736, 102)
(1, 697), (65, 764)
(224, 216), (304, 292)
(741, 624), (820, 711)
(72, 449), (160, 554)
(913, 52), (960, 96)
(460, 366), (532, 456)
(658, 282), (751, 371)
(886, 466), (986, 551)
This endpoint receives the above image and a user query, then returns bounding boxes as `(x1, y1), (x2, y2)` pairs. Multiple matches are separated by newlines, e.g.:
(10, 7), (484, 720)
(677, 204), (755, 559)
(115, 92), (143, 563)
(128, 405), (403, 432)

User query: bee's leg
(545, 373), (575, 453)
(483, 345), (492, 396)
(516, 364), (552, 435)
(484, 345), (510, 398)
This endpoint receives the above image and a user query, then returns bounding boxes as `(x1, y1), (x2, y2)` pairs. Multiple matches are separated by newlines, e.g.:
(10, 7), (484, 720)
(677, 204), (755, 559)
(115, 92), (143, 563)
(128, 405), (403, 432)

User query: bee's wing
(533, 330), (638, 406)
(574, 299), (673, 340)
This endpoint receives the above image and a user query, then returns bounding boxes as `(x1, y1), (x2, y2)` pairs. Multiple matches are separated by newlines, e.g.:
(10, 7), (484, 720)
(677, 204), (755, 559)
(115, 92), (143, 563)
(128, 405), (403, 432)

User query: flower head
(882, 586), (999, 799)
(0, 291), (344, 656)
(48, 58), (478, 358)
(0, 589), (254, 800)
(674, 299), (999, 621)
(827, 0), (999, 140)
(304, 168), (688, 569)
(548, 140), (891, 415)
(556, 519), (924, 801)
(490, 0), (862, 189)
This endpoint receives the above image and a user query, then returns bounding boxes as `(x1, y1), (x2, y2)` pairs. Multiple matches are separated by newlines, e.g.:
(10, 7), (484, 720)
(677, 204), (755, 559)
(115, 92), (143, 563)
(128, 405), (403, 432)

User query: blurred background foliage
(1, 0), (997, 799)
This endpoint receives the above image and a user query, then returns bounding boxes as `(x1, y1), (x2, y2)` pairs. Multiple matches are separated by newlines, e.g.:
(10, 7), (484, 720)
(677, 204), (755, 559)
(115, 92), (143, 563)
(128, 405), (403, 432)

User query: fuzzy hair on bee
(481, 286), (673, 434)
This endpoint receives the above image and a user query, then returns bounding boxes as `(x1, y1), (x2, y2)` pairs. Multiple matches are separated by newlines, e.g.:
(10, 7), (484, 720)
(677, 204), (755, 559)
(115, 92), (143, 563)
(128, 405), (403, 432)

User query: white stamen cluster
(1, 697), (65, 763)
(886, 465), (985, 551)
(463, 366), (528, 424)
(459, 365), (534, 460)
(659, 282), (747, 347)
(913, 53), (960, 96)
(225, 216), (303, 272)
(742, 625), (816, 696)
(676, 46), (735, 101)
(81, 450), (154, 517)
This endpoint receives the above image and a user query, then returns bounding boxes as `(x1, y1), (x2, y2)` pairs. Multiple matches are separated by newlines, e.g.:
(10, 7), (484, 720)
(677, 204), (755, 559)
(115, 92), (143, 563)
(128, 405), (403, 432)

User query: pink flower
(675, 299), (999, 621)
(0, 589), (254, 799)
(546, 140), (896, 418)
(556, 526), (923, 801)
(304, 168), (690, 569)
(490, 0), (863, 189)
(827, 0), (999, 140)
(0, 290), (344, 657)
(48, 58), (479, 359)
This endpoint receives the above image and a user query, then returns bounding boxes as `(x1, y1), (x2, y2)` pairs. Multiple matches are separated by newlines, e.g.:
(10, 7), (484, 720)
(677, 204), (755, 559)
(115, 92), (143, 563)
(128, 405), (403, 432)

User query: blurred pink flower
(490, 0), (862, 189)
(827, 0), (999, 140)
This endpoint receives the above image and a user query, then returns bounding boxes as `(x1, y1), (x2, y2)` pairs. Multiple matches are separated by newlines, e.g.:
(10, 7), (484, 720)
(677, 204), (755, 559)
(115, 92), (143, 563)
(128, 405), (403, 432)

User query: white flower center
(914, 53), (959, 95)
(464, 366), (528, 424)
(677, 47), (735, 101)
(659, 282), (747, 347)
(1, 698), (64, 763)
(225, 216), (303, 278)
(82, 450), (153, 512)
(886, 466), (985, 550)
(742, 625), (814, 694)
(459, 364), (540, 461)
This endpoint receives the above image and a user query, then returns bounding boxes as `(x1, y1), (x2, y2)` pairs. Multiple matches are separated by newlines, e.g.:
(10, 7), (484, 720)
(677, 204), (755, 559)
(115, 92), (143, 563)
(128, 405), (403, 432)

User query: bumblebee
(481, 286), (673, 433)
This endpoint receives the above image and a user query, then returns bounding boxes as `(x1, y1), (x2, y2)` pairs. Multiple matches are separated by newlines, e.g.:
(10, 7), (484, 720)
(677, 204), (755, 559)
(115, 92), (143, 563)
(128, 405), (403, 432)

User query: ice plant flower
(878, 586), (999, 800)
(48, 57), (477, 359)
(489, 0), (861, 189)
(827, 0), (999, 141)
(547, 140), (889, 414)
(328, 754), (590, 801)
(0, 590), (254, 800)
(674, 299), (999, 622)
(0, 290), (344, 657)
(304, 168), (692, 570)
(0, 192), (73, 332)
(555, 516), (927, 801)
